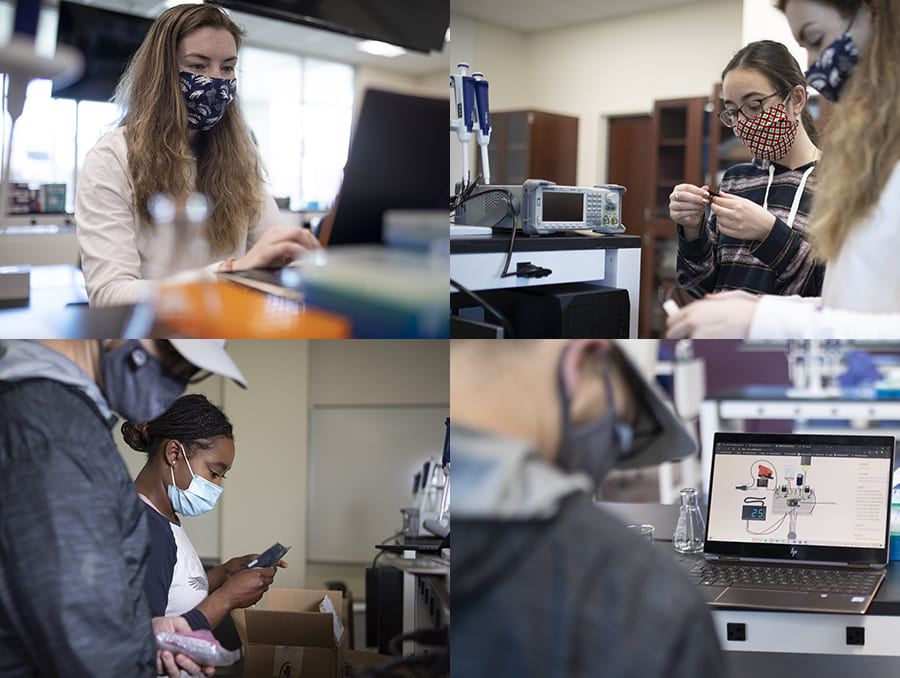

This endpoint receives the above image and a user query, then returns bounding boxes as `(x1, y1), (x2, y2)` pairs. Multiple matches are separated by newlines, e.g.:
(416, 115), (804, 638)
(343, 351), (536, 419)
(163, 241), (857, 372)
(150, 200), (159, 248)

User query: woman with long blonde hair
(667, 0), (900, 338)
(76, 3), (320, 306)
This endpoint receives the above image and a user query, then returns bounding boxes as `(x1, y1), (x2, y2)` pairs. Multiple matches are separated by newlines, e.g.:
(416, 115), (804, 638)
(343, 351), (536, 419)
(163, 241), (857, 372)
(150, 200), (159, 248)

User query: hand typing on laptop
(218, 226), (321, 272)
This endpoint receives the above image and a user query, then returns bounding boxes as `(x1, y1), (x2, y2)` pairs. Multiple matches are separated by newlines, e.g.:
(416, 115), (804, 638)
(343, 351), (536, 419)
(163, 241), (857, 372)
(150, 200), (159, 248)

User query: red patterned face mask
(734, 103), (798, 161)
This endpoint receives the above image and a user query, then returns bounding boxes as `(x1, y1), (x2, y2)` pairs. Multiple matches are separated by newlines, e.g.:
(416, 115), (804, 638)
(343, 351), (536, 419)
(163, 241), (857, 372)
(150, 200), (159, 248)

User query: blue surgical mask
(100, 340), (188, 423)
(804, 18), (860, 102)
(180, 71), (236, 131)
(167, 444), (223, 516)
(556, 345), (634, 489)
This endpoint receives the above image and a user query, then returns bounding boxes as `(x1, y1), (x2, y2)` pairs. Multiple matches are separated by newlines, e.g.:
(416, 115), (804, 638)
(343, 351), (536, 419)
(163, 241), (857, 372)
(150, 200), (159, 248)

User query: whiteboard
(307, 404), (448, 563)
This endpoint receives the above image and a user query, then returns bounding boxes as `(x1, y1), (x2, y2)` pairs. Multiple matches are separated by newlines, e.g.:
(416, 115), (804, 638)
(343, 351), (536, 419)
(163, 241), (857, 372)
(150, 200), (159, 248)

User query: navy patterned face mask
(180, 71), (236, 131)
(804, 19), (859, 103)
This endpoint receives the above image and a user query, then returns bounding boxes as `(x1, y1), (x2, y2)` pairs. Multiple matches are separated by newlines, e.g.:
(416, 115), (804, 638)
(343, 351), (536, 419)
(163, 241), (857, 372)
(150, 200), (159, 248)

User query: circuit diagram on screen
(733, 455), (817, 540)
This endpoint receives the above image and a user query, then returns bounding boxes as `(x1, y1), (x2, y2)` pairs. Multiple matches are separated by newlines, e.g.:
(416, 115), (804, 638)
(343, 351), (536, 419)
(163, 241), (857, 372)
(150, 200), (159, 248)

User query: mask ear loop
(170, 442), (196, 490)
(178, 442), (199, 478)
(602, 357), (635, 457)
(556, 343), (576, 456)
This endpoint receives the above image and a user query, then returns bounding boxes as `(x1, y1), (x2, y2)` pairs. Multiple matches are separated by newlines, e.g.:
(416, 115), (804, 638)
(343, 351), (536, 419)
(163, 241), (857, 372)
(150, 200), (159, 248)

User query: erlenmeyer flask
(673, 487), (705, 553)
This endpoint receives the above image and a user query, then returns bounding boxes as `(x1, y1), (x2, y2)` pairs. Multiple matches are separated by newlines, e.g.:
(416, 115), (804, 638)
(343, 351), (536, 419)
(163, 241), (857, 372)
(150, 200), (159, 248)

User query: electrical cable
(350, 630), (448, 678)
(449, 278), (515, 338)
(450, 174), (488, 213)
(372, 530), (405, 569)
(451, 180), (551, 279)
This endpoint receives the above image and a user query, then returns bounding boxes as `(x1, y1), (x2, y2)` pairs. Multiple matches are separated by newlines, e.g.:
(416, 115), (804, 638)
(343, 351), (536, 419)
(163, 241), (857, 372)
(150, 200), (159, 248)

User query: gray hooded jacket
(452, 423), (726, 678)
(0, 340), (156, 676)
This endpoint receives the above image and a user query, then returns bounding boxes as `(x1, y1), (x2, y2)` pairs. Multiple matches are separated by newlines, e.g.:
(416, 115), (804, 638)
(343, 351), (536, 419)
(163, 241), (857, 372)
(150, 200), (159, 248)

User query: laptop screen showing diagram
(706, 433), (894, 564)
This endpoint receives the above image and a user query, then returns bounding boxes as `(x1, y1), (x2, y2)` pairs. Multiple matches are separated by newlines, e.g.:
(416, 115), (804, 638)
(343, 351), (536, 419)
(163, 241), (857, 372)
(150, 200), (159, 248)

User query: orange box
(154, 280), (351, 338)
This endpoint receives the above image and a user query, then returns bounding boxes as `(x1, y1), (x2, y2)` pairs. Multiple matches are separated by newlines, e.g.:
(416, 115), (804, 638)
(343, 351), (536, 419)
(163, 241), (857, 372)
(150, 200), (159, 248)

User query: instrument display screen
(542, 191), (584, 222)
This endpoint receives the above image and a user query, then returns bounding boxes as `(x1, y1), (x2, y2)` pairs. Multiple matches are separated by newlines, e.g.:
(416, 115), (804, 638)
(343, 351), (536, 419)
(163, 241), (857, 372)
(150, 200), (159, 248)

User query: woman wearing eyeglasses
(666, 0), (900, 339)
(670, 40), (824, 299)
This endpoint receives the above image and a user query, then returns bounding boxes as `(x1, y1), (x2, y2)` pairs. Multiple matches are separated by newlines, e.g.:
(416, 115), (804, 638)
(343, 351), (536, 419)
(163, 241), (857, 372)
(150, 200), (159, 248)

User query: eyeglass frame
(717, 88), (792, 128)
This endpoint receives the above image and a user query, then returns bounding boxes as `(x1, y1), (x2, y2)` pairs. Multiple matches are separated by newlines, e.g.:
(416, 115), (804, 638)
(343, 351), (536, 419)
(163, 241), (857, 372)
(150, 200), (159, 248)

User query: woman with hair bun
(124, 393), (285, 631)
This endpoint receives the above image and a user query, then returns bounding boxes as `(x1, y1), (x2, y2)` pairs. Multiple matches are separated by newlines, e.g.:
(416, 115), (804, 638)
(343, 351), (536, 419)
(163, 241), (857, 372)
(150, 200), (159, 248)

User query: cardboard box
(232, 589), (346, 678)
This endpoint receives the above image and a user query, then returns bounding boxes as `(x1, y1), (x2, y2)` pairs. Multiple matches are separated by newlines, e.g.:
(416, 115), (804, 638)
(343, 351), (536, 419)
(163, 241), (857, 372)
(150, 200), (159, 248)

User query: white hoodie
(749, 161), (900, 338)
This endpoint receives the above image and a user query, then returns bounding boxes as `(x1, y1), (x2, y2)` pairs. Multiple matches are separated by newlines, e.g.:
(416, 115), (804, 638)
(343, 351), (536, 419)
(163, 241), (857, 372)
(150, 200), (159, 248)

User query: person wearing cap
(0, 339), (246, 677)
(451, 339), (724, 678)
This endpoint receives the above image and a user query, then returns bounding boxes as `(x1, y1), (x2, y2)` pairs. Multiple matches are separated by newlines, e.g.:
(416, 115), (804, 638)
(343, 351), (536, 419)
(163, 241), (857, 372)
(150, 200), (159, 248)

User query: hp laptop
(690, 432), (895, 614)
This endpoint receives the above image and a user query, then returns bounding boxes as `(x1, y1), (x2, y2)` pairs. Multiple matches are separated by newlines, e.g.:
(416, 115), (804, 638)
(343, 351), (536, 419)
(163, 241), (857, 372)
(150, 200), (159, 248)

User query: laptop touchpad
(716, 588), (809, 607)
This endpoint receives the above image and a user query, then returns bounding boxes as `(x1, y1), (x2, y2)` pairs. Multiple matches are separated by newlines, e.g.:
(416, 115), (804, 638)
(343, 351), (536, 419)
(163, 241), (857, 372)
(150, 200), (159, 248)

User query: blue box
(41, 183), (66, 213)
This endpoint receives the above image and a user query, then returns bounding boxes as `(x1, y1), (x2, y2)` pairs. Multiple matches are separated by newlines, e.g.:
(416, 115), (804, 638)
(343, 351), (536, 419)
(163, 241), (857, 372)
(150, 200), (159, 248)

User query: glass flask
(673, 487), (705, 553)
(145, 192), (211, 280)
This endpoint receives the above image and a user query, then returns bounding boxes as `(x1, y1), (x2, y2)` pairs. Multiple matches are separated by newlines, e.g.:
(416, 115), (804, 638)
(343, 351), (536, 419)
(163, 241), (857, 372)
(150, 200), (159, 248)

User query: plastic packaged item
(673, 487), (706, 554)
(155, 629), (241, 666)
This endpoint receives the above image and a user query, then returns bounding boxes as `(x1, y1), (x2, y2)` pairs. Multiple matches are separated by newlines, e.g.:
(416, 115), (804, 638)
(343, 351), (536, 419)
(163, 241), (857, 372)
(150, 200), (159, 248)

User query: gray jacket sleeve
(0, 379), (156, 676)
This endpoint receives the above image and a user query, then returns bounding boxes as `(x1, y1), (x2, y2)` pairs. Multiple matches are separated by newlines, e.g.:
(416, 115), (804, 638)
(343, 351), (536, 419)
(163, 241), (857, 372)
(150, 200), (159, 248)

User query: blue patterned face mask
(180, 71), (236, 131)
(804, 19), (860, 102)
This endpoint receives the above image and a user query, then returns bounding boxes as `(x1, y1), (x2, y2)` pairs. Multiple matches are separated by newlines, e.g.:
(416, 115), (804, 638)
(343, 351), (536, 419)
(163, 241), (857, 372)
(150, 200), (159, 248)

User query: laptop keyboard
(688, 561), (883, 595)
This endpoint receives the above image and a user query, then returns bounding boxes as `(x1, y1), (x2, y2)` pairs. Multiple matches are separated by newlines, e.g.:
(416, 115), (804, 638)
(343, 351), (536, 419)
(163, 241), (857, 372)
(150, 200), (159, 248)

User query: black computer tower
(475, 282), (629, 338)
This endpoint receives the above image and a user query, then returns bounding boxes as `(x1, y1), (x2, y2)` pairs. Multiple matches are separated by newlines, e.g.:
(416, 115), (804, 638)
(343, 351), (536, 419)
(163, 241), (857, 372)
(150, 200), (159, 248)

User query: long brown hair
(113, 3), (264, 256)
(778, 0), (897, 261)
(721, 39), (819, 147)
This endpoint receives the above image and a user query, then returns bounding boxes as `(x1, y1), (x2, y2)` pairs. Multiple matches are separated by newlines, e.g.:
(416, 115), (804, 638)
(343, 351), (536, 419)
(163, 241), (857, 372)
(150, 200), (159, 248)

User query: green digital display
(742, 505), (767, 521)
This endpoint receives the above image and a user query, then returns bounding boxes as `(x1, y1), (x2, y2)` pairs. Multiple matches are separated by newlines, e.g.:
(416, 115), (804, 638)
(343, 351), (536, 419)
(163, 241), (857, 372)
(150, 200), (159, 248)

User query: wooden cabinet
(648, 97), (707, 218)
(642, 96), (709, 337)
(708, 83), (752, 190)
(485, 110), (578, 185)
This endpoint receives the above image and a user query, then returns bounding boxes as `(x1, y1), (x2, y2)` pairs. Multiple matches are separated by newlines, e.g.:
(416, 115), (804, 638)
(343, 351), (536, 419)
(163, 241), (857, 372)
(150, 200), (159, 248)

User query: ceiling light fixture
(356, 40), (407, 58)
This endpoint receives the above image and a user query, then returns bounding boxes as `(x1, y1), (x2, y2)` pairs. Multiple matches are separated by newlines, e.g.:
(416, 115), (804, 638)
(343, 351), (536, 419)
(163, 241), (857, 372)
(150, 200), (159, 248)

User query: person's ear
(164, 440), (181, 467)
(790, 84), (806, 116)
(564, 339), (610, 421)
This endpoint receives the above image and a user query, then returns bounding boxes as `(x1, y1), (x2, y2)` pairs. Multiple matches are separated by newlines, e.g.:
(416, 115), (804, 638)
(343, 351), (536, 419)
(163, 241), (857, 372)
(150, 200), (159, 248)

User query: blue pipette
(450, 63), (477, 187)
(472, 73), (491, 184)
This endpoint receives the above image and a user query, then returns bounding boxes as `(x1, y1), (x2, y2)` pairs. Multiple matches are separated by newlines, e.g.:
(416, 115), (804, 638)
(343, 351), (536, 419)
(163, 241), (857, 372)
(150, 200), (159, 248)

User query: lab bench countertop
(450, 231), (641, 255)
(597, 501), (900, 616)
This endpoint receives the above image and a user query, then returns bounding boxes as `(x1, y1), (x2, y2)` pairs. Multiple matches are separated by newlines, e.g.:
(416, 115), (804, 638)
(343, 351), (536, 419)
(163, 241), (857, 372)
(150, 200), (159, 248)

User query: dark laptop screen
(706, 433), (895, 563)
(326, 89), (449, 246)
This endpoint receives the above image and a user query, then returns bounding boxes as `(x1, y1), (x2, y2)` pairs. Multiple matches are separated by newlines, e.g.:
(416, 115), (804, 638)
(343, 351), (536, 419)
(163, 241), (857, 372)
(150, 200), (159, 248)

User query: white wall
(356, 65), (446, 102)
(305, 339), (450, 597)
(742, 0), (808, 69)
(219, 340), (311, 589)
(538, 0), (744, 185)
(453, 1), (805, 188)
